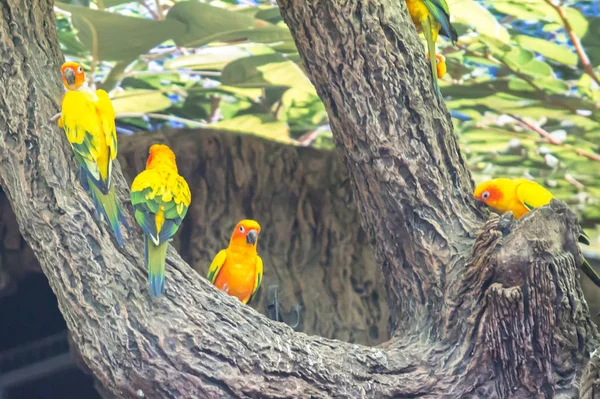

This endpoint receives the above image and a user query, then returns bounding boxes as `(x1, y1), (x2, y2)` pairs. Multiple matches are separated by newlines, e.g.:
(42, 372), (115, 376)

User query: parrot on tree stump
(207, 220), (263, 305)
(130, 144), (191, 297)
(59, 62), (128, 248)
(474, 177), (600, 288)
(405, 0), (457, 97)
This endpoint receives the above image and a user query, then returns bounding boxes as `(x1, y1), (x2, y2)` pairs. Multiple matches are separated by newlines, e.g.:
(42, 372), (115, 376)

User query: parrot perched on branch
(474, 178), (600, 287)
(405, 0), (457, 96)
(59, 62), (128, 247)
(207, 220), (263, 305)
(130, 144), (191, 297)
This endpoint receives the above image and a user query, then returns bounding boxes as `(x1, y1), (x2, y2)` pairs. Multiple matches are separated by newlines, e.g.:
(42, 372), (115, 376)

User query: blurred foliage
(54, 0), (600, 244)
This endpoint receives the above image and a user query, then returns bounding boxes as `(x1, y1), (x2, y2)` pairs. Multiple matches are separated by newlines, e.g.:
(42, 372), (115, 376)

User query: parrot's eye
(482, 191), (490, 200)
(239, 226), (245, 233)
(77, 66), (83, 74)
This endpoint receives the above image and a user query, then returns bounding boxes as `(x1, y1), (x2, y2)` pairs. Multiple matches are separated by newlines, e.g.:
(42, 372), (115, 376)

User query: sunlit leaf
(111, 89), (171, 113)
(55, 2), (182, 60)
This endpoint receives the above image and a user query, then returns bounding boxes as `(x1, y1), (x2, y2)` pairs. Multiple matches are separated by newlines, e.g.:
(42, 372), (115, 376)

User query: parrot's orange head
(474, 180), (504, 209)
(230, 219), (261, 248)
(146, 144), (176, 169)
(61, 62), (86, 90)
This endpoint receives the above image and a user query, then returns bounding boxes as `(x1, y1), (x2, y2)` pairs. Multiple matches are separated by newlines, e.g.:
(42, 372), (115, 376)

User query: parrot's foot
(220, 282), (230, 295)
(426, 53), (447, 79)
(265, 285), (302, 330)
(51, 112), (62, 126)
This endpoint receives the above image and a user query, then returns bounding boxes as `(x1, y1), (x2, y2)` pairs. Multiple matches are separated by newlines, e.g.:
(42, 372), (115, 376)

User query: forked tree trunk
(0, 0), (599, 398)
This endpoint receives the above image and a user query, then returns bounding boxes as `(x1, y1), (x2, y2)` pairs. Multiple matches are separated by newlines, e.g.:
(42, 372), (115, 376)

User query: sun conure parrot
(130, 144), (191, 297)
(207, 220), (263, 305)
(405, 0), (458, 96)
(58, 62), (128, 247)
(474, 178), (600, 287)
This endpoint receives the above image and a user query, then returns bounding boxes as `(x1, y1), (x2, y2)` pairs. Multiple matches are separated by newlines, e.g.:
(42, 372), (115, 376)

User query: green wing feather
(421, 16), (441, 97)
(247, 256), (263, 305)
(422, 0), (457, 43)
(207, 250), (227, 284)
(130, 169), (189, 246)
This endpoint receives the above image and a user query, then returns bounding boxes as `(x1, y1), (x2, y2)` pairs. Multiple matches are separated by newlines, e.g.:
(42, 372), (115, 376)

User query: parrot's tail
(581, 258), (600, 288)
(145, 238), (167, 297)
(422, 16), (441, 98)
(579, 231), (591, 246)
(87, 177), (126, 248)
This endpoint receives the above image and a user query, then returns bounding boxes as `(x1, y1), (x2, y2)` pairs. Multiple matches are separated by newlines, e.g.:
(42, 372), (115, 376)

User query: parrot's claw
(265, 285), (302, 330)
(221, 282), (229, 295)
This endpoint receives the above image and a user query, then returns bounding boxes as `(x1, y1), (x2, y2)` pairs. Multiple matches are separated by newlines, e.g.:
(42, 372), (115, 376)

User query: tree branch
(0, 0), (598, 397)
(543, 0), (600, 87)
(276, 0), (485, 334)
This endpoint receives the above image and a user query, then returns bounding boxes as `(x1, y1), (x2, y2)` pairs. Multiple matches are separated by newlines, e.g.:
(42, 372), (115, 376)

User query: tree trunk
(117, 128), (388, 346)
(0, 125), (389, 346)
(0, 0), (598, 398)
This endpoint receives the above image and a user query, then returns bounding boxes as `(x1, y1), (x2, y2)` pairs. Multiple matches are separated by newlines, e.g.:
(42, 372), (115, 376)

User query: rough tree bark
(0, 0), (599, 399)
(0, 126), (389, 346)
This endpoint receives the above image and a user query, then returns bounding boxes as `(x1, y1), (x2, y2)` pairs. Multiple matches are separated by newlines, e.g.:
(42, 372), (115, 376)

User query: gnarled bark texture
(0, 0), (599, 398)
(117, 128), (388, 345)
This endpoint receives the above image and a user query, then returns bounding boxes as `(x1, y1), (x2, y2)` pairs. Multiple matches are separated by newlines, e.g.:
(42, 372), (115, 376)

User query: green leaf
(582, 18), (600, 67)
(165, 1), (290, 48)
(508, 78), (568, 94)
(111, 90), (172, 113)
(220, 54), (316, 93)
(514, 35), (578, 66)
(212, 114), (292, 143)
(55, 2), (183, 61)
(164, 45), (275, 71)
(449, 0), (510, 43)
(492, 1), (588, 37)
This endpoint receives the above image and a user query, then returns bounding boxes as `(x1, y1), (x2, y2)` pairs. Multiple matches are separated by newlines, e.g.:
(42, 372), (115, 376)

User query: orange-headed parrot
(130, 144), (191, 297)
(474, 177), (600, 287)
(207, 220), (263, 304)
(59, 62), (128, 247)
(405, 0), (457, 96)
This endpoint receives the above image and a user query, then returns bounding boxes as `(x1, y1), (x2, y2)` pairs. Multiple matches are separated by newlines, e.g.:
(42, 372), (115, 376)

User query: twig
(209, 96), (221, 124)
(564, 173), (585, 190)
(138, 0), (159, 19)
(508, 113), (600, 162)
(115, 112), (206, 127)
(154, 0), (164, 20)
(543, 0), (600, 87)
(297, 130), (321, 146)
(463, 46), (600, 123)
(509, 113), (562, 145)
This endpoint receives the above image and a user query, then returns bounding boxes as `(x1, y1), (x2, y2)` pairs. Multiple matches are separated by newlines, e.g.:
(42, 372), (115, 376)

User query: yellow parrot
(474, 178), (600, 287)
(405, 0), (457, 96)
(59, 62), (128, 247)
(207, 220), (263, 304)
(130, 144), (191, 297)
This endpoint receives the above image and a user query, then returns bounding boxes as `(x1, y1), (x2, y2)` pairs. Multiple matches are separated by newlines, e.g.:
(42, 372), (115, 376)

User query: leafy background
(55, 0), (600, 258)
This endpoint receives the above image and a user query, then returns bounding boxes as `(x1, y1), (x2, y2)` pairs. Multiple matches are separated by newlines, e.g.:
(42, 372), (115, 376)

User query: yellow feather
(61, 89), (112, 183)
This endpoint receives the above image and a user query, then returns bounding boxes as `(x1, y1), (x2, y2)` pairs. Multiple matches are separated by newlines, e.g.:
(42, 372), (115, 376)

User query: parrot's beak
(246, 229), (257, 245)
(64, 68), (76, 89)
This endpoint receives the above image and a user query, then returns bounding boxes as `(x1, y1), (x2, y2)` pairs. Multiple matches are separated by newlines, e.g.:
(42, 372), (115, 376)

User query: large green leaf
(212, 114), (292, 143)
(582, 18), (600, 67)
(55, 2), (183, 60)
(164, 44), (275, 71)
(514, 35), (578, 67)
(165, 1), (290, 48)
(492, 1), (588, 37)
(220, 54), (316, 93)
(449, 0), (510, 43)
(111, 90), (172, 113)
